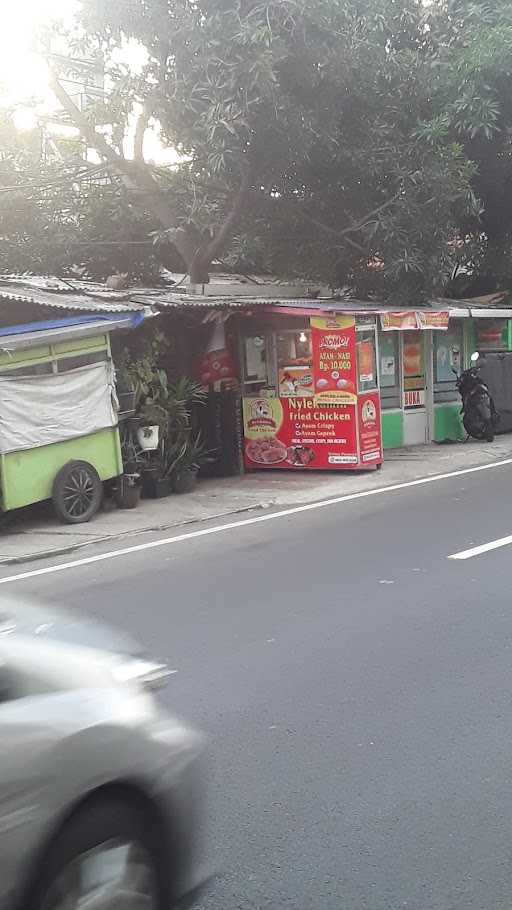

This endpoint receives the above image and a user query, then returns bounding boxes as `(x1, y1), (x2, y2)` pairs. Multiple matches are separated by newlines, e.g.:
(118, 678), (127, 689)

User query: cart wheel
(52, 461), (103, 524)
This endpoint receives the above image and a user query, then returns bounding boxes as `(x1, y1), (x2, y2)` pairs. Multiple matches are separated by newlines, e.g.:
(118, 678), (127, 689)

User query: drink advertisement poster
(310, 316), (357, 405)
(243, 397), (358, 470)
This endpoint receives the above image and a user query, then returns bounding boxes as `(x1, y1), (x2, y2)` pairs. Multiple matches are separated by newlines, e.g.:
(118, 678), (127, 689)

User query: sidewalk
(1, 437), (511, 565)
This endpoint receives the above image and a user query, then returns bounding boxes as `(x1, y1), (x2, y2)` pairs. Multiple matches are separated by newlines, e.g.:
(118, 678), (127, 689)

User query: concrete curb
(0, 500), (277, 566)
(2, 443), (511, 568)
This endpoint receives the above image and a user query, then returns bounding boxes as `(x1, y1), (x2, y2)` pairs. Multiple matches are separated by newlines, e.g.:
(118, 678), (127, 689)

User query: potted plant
(115, 473), (142, 509)
(147, 377), (208, 496)
(115, 333), (170, 437)
(171, 432), (213, 494)
(136, 423), (160, 452)
(115, 358), (138, 416)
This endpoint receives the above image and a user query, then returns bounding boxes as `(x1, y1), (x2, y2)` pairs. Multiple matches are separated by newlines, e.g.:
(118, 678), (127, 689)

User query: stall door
(402, 331), (428, 444)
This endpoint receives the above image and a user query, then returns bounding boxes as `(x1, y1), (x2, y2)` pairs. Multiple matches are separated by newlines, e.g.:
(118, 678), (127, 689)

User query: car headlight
(111, 657), (176, 691)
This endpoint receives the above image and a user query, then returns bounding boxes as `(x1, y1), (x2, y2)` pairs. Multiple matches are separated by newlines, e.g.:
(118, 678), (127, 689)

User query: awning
(263, 300), (391, 317)
(263, 301), (453, 328)
(469, 308), (512, 319)
(0, 313), (145, 353)
(380, 311), (450, 330)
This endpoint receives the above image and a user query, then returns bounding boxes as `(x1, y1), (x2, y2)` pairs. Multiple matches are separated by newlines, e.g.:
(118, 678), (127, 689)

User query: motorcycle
(454, 352), (498, 442)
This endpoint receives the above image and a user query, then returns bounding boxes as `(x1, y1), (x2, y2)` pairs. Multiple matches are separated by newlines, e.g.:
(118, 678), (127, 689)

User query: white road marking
(448, 534), (512, 560)
(0, 456), (511, 586)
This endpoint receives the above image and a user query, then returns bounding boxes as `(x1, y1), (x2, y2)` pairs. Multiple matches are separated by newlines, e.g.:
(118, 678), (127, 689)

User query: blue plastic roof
(0, 313), (144, 339)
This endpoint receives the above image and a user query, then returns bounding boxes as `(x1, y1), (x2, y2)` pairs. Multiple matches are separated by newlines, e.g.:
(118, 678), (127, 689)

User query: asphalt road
(4, 459), (512, 909)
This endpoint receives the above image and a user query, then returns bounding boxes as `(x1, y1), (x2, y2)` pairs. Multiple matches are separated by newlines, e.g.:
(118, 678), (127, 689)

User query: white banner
(0, 362), (117, 455)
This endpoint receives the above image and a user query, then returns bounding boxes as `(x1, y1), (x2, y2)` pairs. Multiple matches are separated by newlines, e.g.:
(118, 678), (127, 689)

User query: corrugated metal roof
(134, 291), (512, 312)
(0, 281), (145, 314)
(132, 292), (339, 310)
(1, 277), (511, 318)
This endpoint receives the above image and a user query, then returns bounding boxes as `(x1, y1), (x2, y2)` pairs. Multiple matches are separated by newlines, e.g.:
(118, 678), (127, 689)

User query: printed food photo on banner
(242, 396), (359, 469)
(278, 366), (314, 397)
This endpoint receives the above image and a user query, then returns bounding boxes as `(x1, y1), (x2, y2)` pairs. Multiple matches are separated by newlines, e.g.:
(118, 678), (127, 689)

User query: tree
(420, 0), (512, 296)
(44, 0), (476, 297)
(0, 110), (182, 280)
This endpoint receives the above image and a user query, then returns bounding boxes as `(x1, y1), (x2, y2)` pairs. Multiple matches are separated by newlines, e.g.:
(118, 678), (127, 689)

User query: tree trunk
(49, 74), (251, 286)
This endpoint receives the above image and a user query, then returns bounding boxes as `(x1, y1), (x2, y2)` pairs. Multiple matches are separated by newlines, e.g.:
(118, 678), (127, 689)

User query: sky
(0, 0), (176, 163)
(0, 0), (76, 105)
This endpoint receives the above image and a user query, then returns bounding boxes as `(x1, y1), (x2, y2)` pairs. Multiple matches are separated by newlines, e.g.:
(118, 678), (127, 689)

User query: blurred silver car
(0, 599), (206, 910)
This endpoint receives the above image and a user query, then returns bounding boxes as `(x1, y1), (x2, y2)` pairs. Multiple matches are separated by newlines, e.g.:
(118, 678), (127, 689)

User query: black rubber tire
(28, 798), (165, 910)
(52, 460), (103, 524)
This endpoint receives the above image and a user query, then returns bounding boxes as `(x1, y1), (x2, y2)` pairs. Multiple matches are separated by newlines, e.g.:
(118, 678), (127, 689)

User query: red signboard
(243, 397), (358, 469)
(242, 314), (383, 471)
(310, 316), (357, 404)
(358, 393), (382, 463)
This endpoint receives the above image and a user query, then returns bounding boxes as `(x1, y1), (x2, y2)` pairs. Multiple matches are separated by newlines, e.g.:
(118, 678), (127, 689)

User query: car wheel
(29, 798), (164, 910)
(52, 460), (103, 524)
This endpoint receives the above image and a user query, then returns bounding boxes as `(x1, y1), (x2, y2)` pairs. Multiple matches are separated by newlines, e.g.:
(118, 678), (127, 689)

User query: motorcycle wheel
(463, 414), (486, 441)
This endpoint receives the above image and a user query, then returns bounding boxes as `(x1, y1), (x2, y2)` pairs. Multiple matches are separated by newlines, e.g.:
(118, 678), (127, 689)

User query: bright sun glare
(0, 0), (76, 104)
(0, 0), (177, 163)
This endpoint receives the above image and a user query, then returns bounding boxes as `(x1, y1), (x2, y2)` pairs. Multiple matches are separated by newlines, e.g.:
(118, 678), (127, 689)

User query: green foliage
(117, 333), (208, 478)
(7, 0), (512, 295)
(68, 0), (478, 296)
(0, 112), (182, 280)
(116, 330), (171, 429)
(421, 0), (512, 294)
(160, 379), (209, 478)
(163, 430), (213, 478)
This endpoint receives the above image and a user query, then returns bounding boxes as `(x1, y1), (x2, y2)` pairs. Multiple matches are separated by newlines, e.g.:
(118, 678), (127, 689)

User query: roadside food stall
(0, 313), (143, 523)
(241, 313), (383, 470)
(237, 301), (495, 460)
(189, 292), (512, 466)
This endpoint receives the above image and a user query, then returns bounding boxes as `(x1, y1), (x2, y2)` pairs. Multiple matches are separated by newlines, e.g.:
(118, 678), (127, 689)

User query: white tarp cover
(0, 362), (117, 455)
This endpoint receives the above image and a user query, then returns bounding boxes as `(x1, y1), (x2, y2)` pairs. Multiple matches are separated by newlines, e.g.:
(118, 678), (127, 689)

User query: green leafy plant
(116, 350), (209, 480)
(178, 432), (214, 474)
(163, 431), (213, 479)
(40, 0), (480, 299)
(116, 331), (170, 421)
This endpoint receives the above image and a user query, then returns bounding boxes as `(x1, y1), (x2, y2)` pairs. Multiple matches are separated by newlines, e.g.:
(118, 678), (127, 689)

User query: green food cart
(0, 313), (143, 523)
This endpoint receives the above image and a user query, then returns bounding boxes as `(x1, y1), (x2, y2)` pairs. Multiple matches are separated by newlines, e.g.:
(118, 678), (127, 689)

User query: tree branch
(304, 213), (367, 254)
(133, 105), (149, 162)
(197, 165), (253, 269)
(295, 191), (401, 255)
(48, 70), (124, 171)
(49, 70), (251, 280)
(48, 71), (189, 259)
(339, 193), (401, 236)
